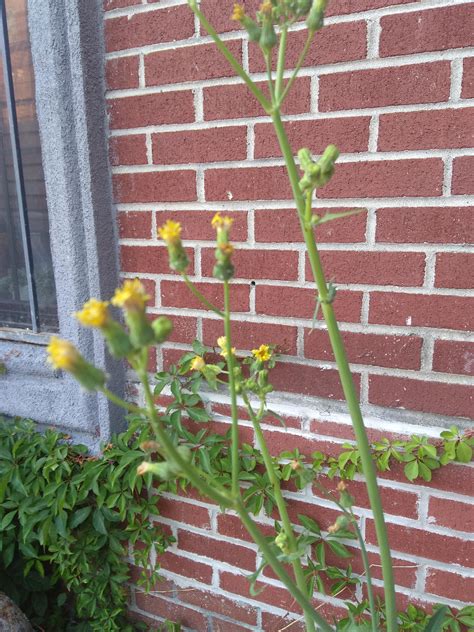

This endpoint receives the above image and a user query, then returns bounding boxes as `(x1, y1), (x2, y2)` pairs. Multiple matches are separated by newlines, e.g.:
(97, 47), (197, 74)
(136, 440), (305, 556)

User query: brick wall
(104, 0), (474, 628)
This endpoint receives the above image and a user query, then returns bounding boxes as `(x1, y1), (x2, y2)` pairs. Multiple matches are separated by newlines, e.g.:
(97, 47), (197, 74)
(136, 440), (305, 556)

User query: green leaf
(187, 407), (210, 423)
(92, 509), (107, 535)
(456, 441), (472, 463)
(327, 540), (352, 559)
(423, 605), (448, 632)
(404, 459), (419, 481)
(70, 506), (92, 529)
(298, 514), (321, 535)
(0, 510), (17, 530)
(312, 208), (367, 227)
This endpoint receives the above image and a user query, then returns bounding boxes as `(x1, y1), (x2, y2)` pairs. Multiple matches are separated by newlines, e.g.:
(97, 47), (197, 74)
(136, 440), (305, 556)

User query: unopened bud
(152, 316), (173, 344)
(140, 441), (161, 452)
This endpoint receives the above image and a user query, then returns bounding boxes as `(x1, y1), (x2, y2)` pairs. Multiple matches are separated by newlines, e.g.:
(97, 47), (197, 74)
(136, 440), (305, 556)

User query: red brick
(378, 460), (474, 498)
(200, 0), (260, 33)
(180, 588), (258, 626)
(109, 134), (147, 166)
(104, 0), (139, 10)
(319, 159), (443, 199)
(105, 6), (194, 52)
(261, 612), (307, 632)
(369, 375), (474, 420)
(159, 550), (213, 583)
(452, 156), (474, 195)
(319, 62), (450, 112)
(156, 498), (210, 529)
(426, 568), (474, 602)
(433, 339), (474, 377)
(217, 513), (274, 543)
(204, 77), (310, 121)
(178, 530), (256, 572)
(113, 171), (196, 203)
(118, 211), (152, 239)
(155, 210), (247, 242)
(202, 318), (298, 355)
(255, 116), (370, 158)
(255, 208), (367, 244)
(428, 497), (474, 533)
(152, 126), (247, 165)
(305, 329), (422, 370)
(271, 361), (360, 401)
(163, 314), (197, 345)
(436, 253), (474, 289)
(327, 0), (414, 15)
(202, 247), (299, 281)
(209, 618), (249, 632)
(105, 55), (139, 90)
(353, 551), (418, 589)
(256, 286), (362, 322)
(220, 571), (300, 612)
(249, 21), (367, 71)
(205, 166), (292, 201)
(366, 520), (474, 567)
(145, 41), (242, 86)
(107, 91), (195, 129)
(462, 57), (474, 98)
(379, 108), (474, 151)
(380, 5), (474, 57)
(307, 251), (426, 286)
(135, 593), (208, 630)
(370, 292), (474, 331)
(120, 245), (194, 274)
(161, 280), (249, 313)
(376, 207), (474, 244)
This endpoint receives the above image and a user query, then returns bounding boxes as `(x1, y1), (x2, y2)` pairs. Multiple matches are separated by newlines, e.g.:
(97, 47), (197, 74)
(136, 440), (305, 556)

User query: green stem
(236, 499), (334, 632)
(351, 510), (378, 632)
(223, 280), (241, 498)
(275, 25), (288, 100)
(182, 273), (224, 317)
(140, 371), (233, 508)
(265, 51), (276, 103)
(189, 3), (272, 113)
(100, 387), (145, 415)
(277, 30), (314, 108)
(242, 393), (316, 632)
(270, 108), (398, 632)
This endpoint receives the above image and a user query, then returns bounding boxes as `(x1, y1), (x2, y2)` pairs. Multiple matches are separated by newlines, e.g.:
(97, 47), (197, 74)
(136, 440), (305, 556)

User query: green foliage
(0, 416), (173, 631)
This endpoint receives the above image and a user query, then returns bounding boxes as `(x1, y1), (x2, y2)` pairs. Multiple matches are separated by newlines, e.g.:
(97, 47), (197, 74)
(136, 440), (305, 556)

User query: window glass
(0, 0), (57, 331)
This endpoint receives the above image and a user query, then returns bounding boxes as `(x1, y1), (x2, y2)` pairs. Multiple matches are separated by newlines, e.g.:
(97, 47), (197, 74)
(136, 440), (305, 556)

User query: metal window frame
(0, 0), (40, 332)
(0, 0), (125, 447)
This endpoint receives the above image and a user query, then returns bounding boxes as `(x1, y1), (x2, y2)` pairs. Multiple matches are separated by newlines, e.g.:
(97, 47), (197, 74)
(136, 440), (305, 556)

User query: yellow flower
(158, 219), (182, 244)
(191, 356), (206, 371)
(260, 0), (273, 16)
(217, 336), (236, 358)
(75, 299), (109, 328)
(47, 337), (81, 371)
(231, 3), (245, 21)
(111, 279), (150, 311)
(252, 344), (271, 362)
(219, 243), (235, 256)
(211, 212), (234, 231)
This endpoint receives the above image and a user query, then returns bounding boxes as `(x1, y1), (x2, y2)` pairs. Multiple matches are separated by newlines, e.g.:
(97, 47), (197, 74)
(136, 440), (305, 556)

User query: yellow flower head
(219, 243), (235, 256)
(260, 0), (273, 16)
(47, 336), (81, 371)
(111, 279), (150, 311)
(231, 3), (245, 21)
(212, 212), (234, 231)
(75, 299), (109, 328)
(158, 219), (182, 244)
(252, 344), (271, 362)
(137, 462), (152, 476)
(191, 356), (206, 372)
(217, 336), (236, 358)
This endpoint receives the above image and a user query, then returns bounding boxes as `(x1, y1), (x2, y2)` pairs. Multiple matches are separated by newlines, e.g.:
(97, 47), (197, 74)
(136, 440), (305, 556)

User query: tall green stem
(182, 273), (224, 317)
(275, 25), (288, 99)
(236, 500), (334, 632)
(270, 108), (398, 632)
(242, 393), (316, 632)
(223, 280), (241, 498)
(139, 371), (232, 508)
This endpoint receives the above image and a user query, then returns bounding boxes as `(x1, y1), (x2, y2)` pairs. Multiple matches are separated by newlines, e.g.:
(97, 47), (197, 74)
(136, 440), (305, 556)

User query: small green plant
(0, 417), (173, 631)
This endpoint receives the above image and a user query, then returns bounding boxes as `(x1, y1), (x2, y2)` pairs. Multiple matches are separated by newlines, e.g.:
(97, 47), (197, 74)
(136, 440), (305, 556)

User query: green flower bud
(125, 310), (155, 349)
(259, 19), (277, 53)
(152, 316), (173, 344)
(242, 15), (262, 42)
(275, 531), (291, 554)
(75, 360), (107, 392)
(102, 320), (133, 358)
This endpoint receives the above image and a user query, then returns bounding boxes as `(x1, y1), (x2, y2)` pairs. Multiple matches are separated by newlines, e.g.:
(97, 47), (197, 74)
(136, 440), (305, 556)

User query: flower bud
(191, 356), (206, 372)
(47, 336), (106, 391)
(212, 214), (235, 281)
(137, 460), (173, 479)
(152, 316), (173, 344)
(275, 531), (290, 554)
(75, 299), (110, 328)
(306, 0), (328, 32)
(112, 279), (154, 349)
(158, 220), (189, 272)
(259, 19), (277, 53)
(101, 320), (133, 358)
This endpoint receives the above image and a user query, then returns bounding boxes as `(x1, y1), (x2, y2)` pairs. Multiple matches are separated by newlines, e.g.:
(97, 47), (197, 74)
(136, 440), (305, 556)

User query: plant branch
(277, 30), (314, 107)
(182, 273), (224, 317)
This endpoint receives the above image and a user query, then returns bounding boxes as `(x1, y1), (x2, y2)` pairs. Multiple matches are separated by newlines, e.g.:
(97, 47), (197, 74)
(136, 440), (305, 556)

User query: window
(0, 0), (57, 332)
